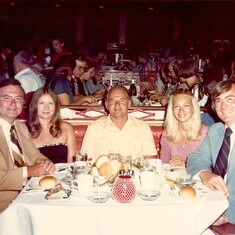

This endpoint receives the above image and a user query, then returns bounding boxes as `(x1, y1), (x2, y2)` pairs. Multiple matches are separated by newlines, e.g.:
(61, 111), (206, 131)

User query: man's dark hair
(0, 78), (21, 88)
(0, 79), (25, 95)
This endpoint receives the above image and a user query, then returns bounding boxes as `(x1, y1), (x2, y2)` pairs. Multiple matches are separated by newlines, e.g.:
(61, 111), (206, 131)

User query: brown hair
(26, 87), (61, 139)
(211, 80), (235, 101)
(84, 57), (95, 72)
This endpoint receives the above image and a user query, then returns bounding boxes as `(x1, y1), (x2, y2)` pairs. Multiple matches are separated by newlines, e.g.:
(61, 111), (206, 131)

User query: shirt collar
(225, 123), (235, 134)
(15, 68), (31, 79)
(0, 117), (14, 135)
(105, 115), (137, 129)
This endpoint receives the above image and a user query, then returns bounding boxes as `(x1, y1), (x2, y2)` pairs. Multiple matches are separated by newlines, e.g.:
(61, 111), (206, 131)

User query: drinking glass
(123, 154), (132, 170)
(108, 152), (121, 160)
(76, 151), (88, 162)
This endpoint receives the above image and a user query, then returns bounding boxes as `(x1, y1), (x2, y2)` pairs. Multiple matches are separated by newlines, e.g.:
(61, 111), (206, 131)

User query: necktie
(72, 76), (80, 96)
(10, 125), (25, 167)
(213, 127), (232, 178)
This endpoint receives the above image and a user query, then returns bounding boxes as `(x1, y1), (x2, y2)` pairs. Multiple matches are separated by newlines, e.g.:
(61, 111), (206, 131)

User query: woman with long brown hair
(26, 87), (77, 163)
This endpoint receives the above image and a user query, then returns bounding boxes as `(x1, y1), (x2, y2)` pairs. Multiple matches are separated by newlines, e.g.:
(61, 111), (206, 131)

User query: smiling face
(213, 84), (235, 127)
(0, 85), (24, 123)
(37, 94), (55, 121)
(106, 87), (131, 120)
(172, 94), (194, 123)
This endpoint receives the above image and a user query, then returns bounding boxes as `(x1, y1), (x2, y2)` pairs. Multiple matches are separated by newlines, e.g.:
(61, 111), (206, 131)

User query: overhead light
(10, 2), (16, 7)
(99, 5), (104, 10)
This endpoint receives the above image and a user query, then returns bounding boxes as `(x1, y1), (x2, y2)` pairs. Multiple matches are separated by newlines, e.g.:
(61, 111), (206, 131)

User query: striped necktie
(10, 125), (25, 167)
(72, 76), (80, 96)
(213, 127), (232, 178)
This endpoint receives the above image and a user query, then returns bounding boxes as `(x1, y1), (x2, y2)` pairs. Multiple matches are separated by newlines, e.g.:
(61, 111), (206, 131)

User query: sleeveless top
(38, 143), (68, 163)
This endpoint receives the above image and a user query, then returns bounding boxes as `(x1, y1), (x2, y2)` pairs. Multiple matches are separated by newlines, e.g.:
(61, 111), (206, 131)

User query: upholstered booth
(71, 122), (164, 154)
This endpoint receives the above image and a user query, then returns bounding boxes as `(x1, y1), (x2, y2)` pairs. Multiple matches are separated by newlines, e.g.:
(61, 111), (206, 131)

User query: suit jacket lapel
(212, 126), (225, 164)
(227, 143), (235, 184)
(0, 126), (14, 169)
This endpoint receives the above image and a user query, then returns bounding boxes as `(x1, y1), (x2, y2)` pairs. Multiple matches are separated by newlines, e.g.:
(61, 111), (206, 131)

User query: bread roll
(95, 155), (109, 168)
(39, 176), (58, 188)
(165, 171), (179, 182)
(90, 166), (100, 176)
(179, 186), (196, 199)
(109, 159), (124, 176)
(90, 155), (125, 177)
(98, 162), (113, 176)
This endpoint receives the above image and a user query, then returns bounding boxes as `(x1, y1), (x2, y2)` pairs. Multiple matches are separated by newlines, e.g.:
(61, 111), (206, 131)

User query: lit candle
(110, 73), (113, 87)
(199, 59), (202, 70)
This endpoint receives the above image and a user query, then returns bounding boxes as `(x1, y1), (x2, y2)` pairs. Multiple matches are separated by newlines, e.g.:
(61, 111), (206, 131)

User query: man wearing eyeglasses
(187, 80), (235, 226)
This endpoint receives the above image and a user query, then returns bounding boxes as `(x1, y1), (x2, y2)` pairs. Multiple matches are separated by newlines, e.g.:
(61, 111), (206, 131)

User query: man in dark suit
(187, 80), (235, 225)
(0, 79), (55, 213)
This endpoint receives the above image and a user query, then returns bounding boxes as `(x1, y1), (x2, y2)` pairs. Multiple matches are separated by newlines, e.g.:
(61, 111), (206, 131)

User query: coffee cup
(71, 174), (94, 196)
(140, 171), (157, 190)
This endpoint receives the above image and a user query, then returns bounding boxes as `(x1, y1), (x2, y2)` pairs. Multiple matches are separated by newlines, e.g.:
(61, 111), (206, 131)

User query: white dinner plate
(29, 177), (61, 189)
(149, 101), (161, 107)
(169, 190), (205, 202)
(55, 163), (71, 173)
(29, 178), (44, 189)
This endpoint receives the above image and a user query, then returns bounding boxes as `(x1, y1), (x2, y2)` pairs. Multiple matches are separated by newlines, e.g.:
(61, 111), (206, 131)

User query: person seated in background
(176, 57), (209, 107)
(50, 37), (72, 67)
(160, 89), (208, 167)
(26, 87), (77, 163)
(13, 50), (43, 94)
(159, 57), (187, 106)
(81, 57), (105, 103)
(175, 57), (215, 126)
(76, 56), (96, 96)
(0, 43), (11, 82)
(31, 56), (47, 86)
(134, 49), (156, 72)
(49, 54), (95, 105)
(81, 85), (157, 160)
(85, 70), (106, 96)
(88, 46), (106, 70)
(187, 80), (235, 226)
(0, 79), (55, 213)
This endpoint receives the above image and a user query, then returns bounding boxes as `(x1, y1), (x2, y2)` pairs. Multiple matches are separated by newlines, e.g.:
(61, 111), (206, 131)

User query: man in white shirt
(13, 51), (43, 94)
(81, 85), (157, 160)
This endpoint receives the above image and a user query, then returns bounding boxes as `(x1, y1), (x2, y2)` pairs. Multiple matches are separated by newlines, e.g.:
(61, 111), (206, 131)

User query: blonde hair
(164, 89), (202, 143)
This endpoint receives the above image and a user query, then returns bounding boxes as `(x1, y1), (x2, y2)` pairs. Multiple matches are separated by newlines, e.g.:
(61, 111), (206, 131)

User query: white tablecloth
(0, 165), (229, 235)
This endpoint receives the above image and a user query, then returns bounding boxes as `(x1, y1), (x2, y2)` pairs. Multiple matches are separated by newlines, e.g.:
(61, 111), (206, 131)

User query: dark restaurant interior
(0, 0), (234, 60)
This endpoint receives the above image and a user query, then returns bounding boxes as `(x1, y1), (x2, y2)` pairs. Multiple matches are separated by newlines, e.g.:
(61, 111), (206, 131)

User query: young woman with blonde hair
(160, 89), (208, 167)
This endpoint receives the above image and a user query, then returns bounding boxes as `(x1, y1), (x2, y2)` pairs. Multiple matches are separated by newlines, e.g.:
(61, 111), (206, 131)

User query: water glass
(76, 151), (88, 162)
(124, 154), (132, 170)
(73, 161), (87, 179)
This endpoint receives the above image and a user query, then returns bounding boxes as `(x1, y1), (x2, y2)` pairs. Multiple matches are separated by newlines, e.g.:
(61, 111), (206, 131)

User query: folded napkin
(45, 184), (71, 200)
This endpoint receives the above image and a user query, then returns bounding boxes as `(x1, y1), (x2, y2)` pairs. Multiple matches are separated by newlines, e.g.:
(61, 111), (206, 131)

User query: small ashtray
(87, 191), (110, 203)
(138, 190), (161, 201)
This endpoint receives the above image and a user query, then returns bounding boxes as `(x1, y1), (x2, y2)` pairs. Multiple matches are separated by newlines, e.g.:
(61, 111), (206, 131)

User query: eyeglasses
(213, 96), (235, 108)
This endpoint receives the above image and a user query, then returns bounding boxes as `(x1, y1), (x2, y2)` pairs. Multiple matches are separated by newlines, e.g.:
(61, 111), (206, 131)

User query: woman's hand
(169, 154), (185, 167)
